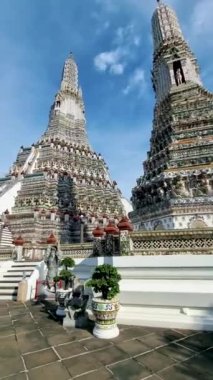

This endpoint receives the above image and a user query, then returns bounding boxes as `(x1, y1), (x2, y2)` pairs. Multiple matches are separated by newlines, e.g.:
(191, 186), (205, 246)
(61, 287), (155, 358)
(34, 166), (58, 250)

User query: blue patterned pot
(91, 297), (120, 339)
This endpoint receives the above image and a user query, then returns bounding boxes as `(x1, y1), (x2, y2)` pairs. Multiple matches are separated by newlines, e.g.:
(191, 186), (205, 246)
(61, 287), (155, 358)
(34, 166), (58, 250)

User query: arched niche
(188, 216), (207, 229)
(173, 59), (186, 86)
(153, 221), (165, 230)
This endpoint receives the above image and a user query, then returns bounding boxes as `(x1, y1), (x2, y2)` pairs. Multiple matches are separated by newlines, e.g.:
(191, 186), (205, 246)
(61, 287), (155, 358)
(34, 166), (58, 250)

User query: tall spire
(61, 53), (78, 92)
(152, 2), (184, 52)
(131, 2), (213, 231)
(151, 1), (202, 102)
(40, 53), (88, 147)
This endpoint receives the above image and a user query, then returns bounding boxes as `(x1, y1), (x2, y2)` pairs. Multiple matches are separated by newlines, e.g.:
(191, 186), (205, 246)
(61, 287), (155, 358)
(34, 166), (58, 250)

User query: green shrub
(87, 264), (121, 300)
(59, 269), (75, 290)
(60, 257), (75, 269)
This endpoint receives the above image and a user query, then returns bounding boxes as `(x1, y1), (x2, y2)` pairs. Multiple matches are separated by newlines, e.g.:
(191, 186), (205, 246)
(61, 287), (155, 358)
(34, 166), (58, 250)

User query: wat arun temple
(0, 0), (213, 246)
(131, 1), (213, 231)
(0, 54), (125, 244)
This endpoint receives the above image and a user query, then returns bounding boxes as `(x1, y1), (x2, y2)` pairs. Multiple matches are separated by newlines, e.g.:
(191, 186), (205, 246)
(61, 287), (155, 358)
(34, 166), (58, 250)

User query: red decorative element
(13, 235), (25, 246)
(117, 216), (133, 231)
(92, 226), (105, 238)
(47, 233), (57, 244)
(104, 222), (119, 235)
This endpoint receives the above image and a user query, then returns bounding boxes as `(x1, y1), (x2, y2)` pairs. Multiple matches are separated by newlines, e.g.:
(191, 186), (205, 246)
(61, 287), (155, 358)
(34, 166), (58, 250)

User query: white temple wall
(75, 255), (213, 331)
(0, 181), (22, 214)
(60, 97), (84, 120)
(140, 213), (213, 231)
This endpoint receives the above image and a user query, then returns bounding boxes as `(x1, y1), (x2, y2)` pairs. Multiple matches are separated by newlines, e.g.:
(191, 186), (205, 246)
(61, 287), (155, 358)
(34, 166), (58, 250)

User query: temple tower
(131, 1), (213, 230)
(0, 54), (124, 243)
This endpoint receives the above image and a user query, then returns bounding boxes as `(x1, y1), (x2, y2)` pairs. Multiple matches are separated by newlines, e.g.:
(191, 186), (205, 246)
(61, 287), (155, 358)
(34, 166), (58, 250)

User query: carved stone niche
(153, 221), (165, 230)
(188, 215), (207, 229)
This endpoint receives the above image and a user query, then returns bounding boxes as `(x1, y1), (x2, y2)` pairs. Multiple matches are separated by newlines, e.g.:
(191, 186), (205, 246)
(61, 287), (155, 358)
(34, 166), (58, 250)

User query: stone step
(11, 264), (37, 268)
(3, 275), (31, 279)
(13, 262), (40, 266)
(0, 284), (18, 289)
(13, 261), (39, 263)
(0, 288), (18, 298)
(8, 269), (35, 272)
(8, 267), (35, 273)
(0, 295), (17, 300)
(0, 289), (17, 295)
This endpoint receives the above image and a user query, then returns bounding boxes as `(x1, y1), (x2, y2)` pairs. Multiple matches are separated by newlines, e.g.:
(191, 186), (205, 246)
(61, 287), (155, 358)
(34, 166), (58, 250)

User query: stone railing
(0, 246), (14, 260)
(21, 242), (94, 261)
(61, 243), (93, 258)
(130, 228), (213, 256)
(3, 228), (212, 261)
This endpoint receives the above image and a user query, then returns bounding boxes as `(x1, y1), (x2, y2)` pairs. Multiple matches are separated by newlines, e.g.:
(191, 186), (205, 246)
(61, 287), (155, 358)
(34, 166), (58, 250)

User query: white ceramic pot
(91, 297), (120, 339)
(56, 288), (72, 317)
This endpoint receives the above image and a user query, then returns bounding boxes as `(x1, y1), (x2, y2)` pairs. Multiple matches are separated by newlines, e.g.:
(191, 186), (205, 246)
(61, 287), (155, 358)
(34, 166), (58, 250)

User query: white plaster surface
(0, 180), (22, 213)
(74, 255), (213, 331)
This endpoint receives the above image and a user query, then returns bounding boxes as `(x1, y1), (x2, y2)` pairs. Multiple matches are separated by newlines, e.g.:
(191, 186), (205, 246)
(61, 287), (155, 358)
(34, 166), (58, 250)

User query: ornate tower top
(40, 53), (89, 146)
(152, 1), (184, 52)
(61, 53), (78, 92)
(131, 1), (213, 232)
(151, 1), (202, 102)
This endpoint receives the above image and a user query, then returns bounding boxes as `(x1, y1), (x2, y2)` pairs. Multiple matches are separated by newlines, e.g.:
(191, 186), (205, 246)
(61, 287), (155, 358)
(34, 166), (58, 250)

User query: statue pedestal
(63, 308), (89, 328)
(17, 280), (28, 302)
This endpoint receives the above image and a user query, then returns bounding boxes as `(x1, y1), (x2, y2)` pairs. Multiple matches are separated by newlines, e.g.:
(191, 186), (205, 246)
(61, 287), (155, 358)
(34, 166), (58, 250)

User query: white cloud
(94, 48), (126, 74)
(110, 63), (124, 75)
(94, 23), (140, 76)
(113, 24), (140, 47)
(123, 68), (146, 96)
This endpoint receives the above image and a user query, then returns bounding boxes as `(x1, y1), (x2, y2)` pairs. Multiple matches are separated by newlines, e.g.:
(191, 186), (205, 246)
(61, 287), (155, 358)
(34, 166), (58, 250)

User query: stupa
(0, 54), (124, 243)
(131, 0), (213, 230)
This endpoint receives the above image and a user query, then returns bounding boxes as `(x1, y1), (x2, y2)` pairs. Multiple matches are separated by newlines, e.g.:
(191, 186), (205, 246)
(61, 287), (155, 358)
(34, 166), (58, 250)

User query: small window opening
(173, 60), (186, 86)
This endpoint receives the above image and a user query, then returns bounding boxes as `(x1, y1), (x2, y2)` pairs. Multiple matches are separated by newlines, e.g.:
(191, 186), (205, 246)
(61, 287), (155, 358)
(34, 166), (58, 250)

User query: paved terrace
(0, 301), (213, 380)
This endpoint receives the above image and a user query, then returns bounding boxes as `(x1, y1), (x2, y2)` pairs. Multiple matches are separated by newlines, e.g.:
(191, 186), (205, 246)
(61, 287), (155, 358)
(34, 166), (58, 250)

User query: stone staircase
(0, 261), (39, 300)
(0, 222), (13, 246)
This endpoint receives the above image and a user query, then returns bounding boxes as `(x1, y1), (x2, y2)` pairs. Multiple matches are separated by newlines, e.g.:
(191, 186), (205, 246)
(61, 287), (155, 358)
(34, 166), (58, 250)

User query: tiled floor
(0, 301), (213, 379)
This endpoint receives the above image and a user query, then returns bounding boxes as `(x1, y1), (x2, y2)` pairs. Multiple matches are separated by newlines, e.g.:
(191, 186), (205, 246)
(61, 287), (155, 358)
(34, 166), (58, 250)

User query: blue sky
(0, 0), (213, 199)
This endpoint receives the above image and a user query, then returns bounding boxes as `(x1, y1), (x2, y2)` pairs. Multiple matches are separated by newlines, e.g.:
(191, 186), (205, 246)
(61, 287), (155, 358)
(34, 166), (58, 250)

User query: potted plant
(53, 275), (61, 292)
(54, 257), (75, 317)
(59, 257), (75, 290)
(87, 264), (121, 339)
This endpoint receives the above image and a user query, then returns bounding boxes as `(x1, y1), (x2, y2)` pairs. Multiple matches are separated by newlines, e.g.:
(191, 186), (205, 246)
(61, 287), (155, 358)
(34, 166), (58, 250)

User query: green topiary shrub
(53, 275), (60, 284)
(57, 257), (75, 289)
(60, 257), (75, 270)
(87, 264), (121, 300)
(59, 269), (75, 290)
